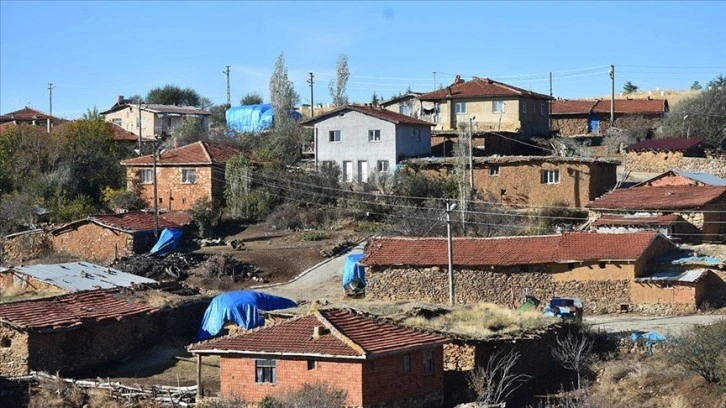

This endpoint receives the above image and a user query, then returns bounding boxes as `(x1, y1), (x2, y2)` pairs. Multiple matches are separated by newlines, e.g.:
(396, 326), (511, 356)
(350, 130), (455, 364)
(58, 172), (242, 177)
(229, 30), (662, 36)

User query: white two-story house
(300, 105), (434, 182)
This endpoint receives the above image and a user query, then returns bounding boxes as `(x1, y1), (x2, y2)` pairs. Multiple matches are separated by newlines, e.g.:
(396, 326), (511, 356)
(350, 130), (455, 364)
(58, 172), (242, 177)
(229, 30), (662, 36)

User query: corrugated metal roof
(8, 262), (157, 292)
(672, 170), (726, 186)
(635, 268), (708, 283)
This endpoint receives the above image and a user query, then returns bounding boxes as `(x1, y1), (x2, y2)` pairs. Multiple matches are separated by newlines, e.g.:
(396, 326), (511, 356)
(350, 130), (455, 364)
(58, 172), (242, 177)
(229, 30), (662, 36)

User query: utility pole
(138, 99), (143, 154)
(445, 200), (456, 306)
(223, 65), (231, 106)
(549, 72), (553, 97)
(468, 116), (475, 200)
(152, 137), (160, 238)
(433, 72), (437, 90)
(609, 65), (615, 126)
(549, 72), (553, 133)
(307, 72), (315, 118)
(47, 83), (55, 133)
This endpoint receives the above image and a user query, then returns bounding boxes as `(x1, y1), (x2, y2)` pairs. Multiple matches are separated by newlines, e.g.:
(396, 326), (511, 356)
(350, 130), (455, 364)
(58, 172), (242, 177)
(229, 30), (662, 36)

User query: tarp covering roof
(226, 104), (303, 133)
(150, 228), (183, 256)
(194, 291), (297, 341)
(5, 262), (157, 292)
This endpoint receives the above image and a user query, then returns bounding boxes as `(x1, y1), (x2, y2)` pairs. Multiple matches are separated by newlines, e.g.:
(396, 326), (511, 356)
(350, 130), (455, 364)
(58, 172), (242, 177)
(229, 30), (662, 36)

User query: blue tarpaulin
(342, 253), (366, 287)
(194, 291), (297, 341)
(149, 228), (183, 256)
(226, 104), (303, 133)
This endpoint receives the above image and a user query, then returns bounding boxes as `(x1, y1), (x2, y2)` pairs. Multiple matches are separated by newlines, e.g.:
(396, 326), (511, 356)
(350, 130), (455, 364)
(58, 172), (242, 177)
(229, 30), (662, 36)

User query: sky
(1, 1), (725, 119)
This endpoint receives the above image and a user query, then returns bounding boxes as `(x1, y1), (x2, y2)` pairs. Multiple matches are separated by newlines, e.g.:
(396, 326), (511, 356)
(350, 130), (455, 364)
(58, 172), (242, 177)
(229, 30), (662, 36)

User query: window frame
(307, 360), (317, 370)
(454, 102), (467, 114)
(368, 129), (381, 142)
(423, 350), (434, 376)
(181, 168), (197, 184)
(329, 129), (341, 142)
(541, 169), (560, 185)
(403, 353), (411, 373)
(489, 166), (500, 176)
(522, 101), (527, 114)
(255, 359), (277, 384)
(492, 101), (505, 113)
(112, 118), (122, 127)
(377, 160), (389, 172)
(540, 102), (546, 116)
(138, 169), (153, 184)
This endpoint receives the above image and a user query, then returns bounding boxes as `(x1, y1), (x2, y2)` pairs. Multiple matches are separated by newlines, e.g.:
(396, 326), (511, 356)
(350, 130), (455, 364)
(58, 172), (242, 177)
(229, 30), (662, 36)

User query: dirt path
(585, 313), (725, 335)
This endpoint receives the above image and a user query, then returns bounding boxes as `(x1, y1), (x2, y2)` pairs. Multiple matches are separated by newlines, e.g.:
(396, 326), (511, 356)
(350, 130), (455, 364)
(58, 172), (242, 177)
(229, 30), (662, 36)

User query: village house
(189, 308), (449, 408)
(101, 96), (211, 139)
(379, 92), (423, 118)
(359, 231), (716, 313)
(0, 290), (156, 376)
(624, 137), (705, 173)
(120, 141), (240, 211)
(49, 211), (192, 263)
(299, 105), (433, 183)
(586, 184), (726, 243)
(417, 76), (552, 137)
(550, 98), (668, 136)
(0, 106), (68, 130)
(407, 156), (619, 208)
(634, 169), (726, 187)
(0, 262), (157, 295)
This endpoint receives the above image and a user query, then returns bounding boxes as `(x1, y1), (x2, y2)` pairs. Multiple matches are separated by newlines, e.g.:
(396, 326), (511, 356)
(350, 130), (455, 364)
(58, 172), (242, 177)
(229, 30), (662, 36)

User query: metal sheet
(8, 262), (157, 292)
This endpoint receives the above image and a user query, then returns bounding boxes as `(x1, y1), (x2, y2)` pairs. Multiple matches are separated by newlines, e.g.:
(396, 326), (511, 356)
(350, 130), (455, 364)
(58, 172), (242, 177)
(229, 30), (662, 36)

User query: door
(588, 114), (599, 134)
(358, 160), (368, 182)
(343, 161), (353, 182)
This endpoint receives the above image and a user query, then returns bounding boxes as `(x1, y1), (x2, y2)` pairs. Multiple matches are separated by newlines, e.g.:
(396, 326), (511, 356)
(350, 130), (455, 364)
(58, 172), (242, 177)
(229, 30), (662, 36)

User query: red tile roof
(625, 138), (703, 152)
(361, 231), (664, 267)
(111, 124), (139, 142)
(90, 211), (192, 232)
(0, 106), (67, 124)
(418, 77), (552, 101)
(591, 99), (668, 114)
(189, 309), (449, 359)
(299, 105), (434, 127)
(550, 99), (599, 115)
(120, 141), (240, 166)
(593, 214), (683, 227)
(587, 185), (726, 210)
(0, 290), (154, 332)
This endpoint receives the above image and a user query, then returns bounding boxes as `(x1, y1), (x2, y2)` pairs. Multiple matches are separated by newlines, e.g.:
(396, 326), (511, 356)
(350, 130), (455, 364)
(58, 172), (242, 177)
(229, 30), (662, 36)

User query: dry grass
(284, 300), (556, 339)
(0, 285), (65, 303)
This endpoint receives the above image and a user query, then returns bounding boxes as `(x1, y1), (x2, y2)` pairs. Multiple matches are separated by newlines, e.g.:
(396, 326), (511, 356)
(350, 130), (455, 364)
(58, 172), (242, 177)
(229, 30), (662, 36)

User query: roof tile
(593, 214), (683, 227)
(300, 105), (434, 127)
(90, 211), (192, 232)
(418, 77), (552, 101)
(190, 309), (448, 358)
(625, 138), (703, 152)
(361, 232), (663, 267)
(587, 185), (726, 210)
(121, 141), (240, 166)
(0, 290), (155, 331)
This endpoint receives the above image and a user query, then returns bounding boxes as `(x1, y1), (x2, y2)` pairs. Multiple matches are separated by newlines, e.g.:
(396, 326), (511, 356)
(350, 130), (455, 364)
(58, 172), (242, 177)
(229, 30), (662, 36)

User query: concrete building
(416, 76), (552, 137)
(300, 105), (433, 183)
(101, 97), (211, 139)
(189, 308), (449, 407)
(379, 92), (423, 118)
(0, 106), (67, 130)
(120, 141), (240, 211)
(408, 156), (619, 208)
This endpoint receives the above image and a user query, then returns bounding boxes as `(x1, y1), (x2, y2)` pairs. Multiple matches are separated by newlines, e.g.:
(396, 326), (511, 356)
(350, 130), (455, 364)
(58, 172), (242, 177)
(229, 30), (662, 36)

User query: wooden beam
(196, 354), (203, 399)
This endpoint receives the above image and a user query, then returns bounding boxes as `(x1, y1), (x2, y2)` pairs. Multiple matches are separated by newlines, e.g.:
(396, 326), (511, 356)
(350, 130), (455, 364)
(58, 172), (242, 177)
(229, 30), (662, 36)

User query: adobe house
(0, 290), (156, 376)
(189, 308), (449, 408)
(586, 185), (726, 243)
(360, 232), (678, 313)
(631, 269), (713, 312)
(0, 262), (157, 295)
(50, 211), (191, 263)
(407, 156), (619, 208)
(550, 98), (668, 137)
(624, 137), (705, 173)
(120, 141), (241, 211)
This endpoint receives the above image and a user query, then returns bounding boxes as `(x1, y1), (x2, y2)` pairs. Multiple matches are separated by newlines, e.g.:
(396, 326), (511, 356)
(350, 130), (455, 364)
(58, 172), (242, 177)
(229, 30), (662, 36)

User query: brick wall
(128, 165), (214, 211)
(51, 223), (134, 263)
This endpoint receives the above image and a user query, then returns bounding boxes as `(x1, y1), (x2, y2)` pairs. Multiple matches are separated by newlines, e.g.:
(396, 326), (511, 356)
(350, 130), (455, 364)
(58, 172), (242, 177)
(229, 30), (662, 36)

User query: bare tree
(467, 350), (531, 406)
(552, 332), (596, 390)
(329, 54), (350, 107)
(269, 52), (300, 128)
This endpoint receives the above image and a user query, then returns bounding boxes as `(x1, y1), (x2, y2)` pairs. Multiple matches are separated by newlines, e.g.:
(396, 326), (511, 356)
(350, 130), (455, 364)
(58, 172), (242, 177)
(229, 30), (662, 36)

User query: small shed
(631, 269), (711, 312)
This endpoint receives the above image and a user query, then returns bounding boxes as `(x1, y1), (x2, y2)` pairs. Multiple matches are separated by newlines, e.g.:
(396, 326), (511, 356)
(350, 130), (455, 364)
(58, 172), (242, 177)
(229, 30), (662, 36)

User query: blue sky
(1, 1), (724, 119)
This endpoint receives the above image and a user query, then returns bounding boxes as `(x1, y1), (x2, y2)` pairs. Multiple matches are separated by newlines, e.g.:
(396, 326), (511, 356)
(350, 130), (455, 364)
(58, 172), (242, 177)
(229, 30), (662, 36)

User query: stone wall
(624, 152), (726, 177)
(2, 232), (53, 262)
(366, 266), (631, 314)
(0, 325), (29, 376)
(51, 223), (134, 264)
(551, 117), (589, 137)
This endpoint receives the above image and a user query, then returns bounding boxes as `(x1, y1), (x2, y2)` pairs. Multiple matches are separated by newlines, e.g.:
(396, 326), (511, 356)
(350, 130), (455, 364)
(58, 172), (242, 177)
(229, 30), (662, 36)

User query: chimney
(118, 95), (124, 105)
(312, 326), (329, 339)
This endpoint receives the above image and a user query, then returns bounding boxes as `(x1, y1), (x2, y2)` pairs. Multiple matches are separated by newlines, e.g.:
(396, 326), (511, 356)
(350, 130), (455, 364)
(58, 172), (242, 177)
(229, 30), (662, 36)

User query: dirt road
(585, 313), (725, 335)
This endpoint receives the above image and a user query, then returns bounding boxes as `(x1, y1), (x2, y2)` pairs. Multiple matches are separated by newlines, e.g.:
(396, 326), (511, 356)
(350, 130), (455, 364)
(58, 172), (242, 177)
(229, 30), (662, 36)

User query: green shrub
(189, 198), (221, 238)
(300, 230), (330, 241)
(667, 319), (726, 386)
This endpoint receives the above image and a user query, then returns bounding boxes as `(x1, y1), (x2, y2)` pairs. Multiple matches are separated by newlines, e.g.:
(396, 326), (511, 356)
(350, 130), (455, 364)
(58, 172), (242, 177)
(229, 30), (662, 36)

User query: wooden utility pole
(223, 65), (231, 106)
(47, 83), (55, 133)
(445, 200), (456, 306)
(609, 65), (615, 126)
(307, 72), (315, 118)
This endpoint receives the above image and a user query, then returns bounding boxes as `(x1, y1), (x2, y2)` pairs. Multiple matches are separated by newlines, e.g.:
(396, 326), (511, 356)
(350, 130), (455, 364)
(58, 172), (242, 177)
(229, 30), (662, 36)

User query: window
(1, 337), (10, 348)
(403, 353), (411, 373)
(540, 103), (546, 115)
(416, 128), (421, 142)
(541, 170), (560, 184)
(455, 102), (467, 114)
(522, 101), (527, 114)
(377, 160), (389, 172)
(329, 130), (341, 142)
(598, 261), (607, 269)
(492, 101), (505, 113)
(423, 350), (434, 375)
(138, 169), (153, 184)
(182, 168), (197, 184)
(112, 118), (122, 126)
(368, 129), (381, 142)
(320, 160), (335, 170)
(307, 360), (317, 370)
(255, 359), (276, 383)
(489, 166), (500, 176)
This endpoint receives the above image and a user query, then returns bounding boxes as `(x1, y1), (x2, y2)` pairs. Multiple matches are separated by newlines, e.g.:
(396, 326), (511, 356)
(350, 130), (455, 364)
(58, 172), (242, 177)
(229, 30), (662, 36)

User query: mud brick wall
(551, 117), (589, 137)
(0, 325), (30, 376)
(366, 266), (632, 314)
(51, 223), (134, 264)
(624, 152), (726, 178)
(2, 233), (53, 262)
